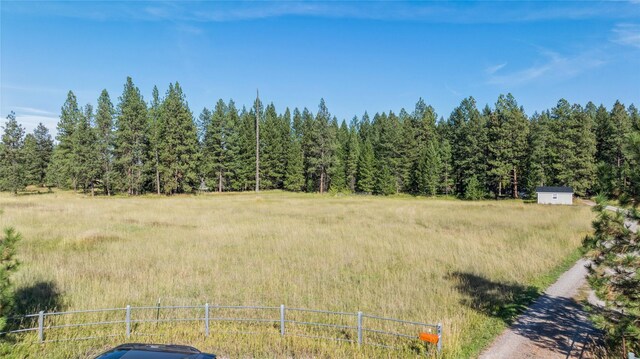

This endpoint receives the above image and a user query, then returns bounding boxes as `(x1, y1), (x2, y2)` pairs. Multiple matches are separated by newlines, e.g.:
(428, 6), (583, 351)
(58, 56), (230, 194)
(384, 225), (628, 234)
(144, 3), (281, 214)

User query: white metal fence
(1, 304), (442, 352)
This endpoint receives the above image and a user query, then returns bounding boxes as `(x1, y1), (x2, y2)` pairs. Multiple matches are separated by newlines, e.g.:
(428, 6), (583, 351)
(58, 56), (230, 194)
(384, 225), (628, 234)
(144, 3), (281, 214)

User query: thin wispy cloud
(1, 84), (67, 96)
(175, 24), (204, 35)
(445, 84), (461, 97)
(4, 107), (59, 133)
(5, 2), (640, 24)
(612, 23), (640, 48)
(485, 63), (507, 75)
(13, 107), (57, 116)
(134, 2), (640, 23)
(487, 49), (605, 86)
(9, 114), (59, 134)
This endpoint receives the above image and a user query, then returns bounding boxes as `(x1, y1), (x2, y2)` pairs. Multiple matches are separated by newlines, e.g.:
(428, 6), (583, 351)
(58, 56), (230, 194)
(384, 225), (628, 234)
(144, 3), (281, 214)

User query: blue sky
(1, 1), (639, 135)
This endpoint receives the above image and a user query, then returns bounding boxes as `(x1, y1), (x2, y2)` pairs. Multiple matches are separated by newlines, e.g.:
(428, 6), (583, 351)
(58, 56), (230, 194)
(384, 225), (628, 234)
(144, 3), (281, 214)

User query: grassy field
(0, 191), (593, 358)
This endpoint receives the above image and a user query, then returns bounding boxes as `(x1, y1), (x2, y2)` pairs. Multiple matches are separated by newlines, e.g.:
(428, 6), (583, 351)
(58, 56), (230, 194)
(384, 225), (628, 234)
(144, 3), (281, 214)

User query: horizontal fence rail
(1, 304), (442, 353)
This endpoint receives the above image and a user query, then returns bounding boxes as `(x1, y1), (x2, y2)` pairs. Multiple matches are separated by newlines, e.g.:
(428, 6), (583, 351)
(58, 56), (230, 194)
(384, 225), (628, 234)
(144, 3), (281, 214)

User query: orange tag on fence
(419, 332), (439, 344)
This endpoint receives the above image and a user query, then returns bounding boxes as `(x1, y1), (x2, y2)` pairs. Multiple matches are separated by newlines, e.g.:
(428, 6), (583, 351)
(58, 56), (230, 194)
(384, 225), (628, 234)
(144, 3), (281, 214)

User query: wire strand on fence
(1, 303), (442, 353)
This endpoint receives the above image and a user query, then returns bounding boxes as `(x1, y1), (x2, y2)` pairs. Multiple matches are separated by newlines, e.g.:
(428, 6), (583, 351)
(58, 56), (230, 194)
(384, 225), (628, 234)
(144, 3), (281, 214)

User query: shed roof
(535, 186), (573, 193)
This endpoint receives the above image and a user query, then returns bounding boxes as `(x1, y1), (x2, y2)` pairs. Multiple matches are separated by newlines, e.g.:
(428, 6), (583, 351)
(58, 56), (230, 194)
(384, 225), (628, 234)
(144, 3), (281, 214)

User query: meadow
(0, 191), (593, 358)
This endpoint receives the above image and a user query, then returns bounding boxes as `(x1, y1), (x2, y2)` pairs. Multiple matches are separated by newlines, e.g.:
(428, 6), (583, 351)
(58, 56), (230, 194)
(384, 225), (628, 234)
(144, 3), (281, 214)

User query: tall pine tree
(344, 117), (360, 192)
(158, 83), (200, 194)
(148, 86), (163, 194)
(202, 99), (228, 191)
(32, 123), (53, 187)
(357, 138), (375, 193)
(50, 91), (82, 189)
(114, 77), (149, 195)
(74, 105), (101, 195)
(23, 134), (39, 185)
(525, 112), (552, 196)
(96, 90), (115, 195)
(0, 112), (26, 194)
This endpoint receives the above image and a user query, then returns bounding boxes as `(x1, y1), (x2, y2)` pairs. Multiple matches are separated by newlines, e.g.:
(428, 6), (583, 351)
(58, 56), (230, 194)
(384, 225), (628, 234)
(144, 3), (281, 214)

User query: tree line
(1, 76), (639, 199)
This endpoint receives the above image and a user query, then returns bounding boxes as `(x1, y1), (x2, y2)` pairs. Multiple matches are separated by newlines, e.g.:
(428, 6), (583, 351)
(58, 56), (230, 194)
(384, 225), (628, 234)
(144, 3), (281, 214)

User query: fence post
(280, 304), (285, 336)
(205, 303), (210, 336)
(155, 298), (161, 324)
(357, 311), (363, 346)
(125, 305), (131, 338)
(436, 323), (442, 352)
(38, 311), (44, 343)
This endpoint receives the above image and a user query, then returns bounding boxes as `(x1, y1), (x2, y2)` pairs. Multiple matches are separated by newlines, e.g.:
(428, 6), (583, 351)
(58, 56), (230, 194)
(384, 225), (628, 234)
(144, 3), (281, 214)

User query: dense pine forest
(1, 77), (639, 199)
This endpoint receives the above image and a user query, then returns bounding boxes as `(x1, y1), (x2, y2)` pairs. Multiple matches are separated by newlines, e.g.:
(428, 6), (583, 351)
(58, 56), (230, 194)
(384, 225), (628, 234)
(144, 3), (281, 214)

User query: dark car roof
(535, 186), (573, 193)
(94, 343), (216, 359)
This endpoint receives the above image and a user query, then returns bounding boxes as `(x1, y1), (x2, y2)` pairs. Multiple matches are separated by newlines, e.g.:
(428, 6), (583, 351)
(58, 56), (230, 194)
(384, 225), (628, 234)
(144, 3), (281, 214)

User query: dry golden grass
(0, 191), (593, 358)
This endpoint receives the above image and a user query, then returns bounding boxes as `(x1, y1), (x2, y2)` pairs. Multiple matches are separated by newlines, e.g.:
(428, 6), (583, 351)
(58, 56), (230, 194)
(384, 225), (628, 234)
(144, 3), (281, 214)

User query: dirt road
(478, 258), (599, 358)
(479, 202), (637, 358)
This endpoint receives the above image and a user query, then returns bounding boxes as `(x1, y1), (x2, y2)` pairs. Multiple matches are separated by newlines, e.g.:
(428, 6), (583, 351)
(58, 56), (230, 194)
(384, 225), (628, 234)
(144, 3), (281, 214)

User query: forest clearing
(0, 191), (593, 358)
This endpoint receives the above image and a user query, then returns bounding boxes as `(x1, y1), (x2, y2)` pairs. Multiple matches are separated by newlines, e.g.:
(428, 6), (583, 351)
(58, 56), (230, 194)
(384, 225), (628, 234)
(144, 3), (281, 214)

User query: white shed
(536, 186), (573, 205)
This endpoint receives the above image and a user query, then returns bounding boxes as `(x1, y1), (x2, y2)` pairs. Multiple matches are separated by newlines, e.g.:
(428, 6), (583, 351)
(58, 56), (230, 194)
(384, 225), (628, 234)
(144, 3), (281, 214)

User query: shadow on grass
(2, 281), (64, 342)
(448, 272), (539, 324)
(13, 281), (65, 315)
(449, 272), (602, 356)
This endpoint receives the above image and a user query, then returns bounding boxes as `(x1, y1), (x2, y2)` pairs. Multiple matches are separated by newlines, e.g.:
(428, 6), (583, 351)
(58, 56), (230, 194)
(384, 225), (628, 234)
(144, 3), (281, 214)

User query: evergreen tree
(224, 100), (242, 191)
(50, 91), (82, 189)
(22, 124), (53, 187)
(148, 86), (163, 194)
(11, 84), (635, 199)
(0, 226), (21, 331)
(202, 99), (228, 191)
(114, 77), (149, 195)
(284, 134), (305, 191)
(326, 118), (344, 192)
(623, 131), (640, 208)
(279, 109), (292, 175)
(408, 101), (439, 194)
(284, 108), (305, 191)
(158, 82), (200, 194)
(449, 97), (487, 196)
(96, 90), (115, 195)
(525, 112), (551, 196)
(233, 107), (257, 191)
(498, 94), (529, 198)
(419, 139), (442, 196)
(305, 100), (335, 193)
(292, 108), (304, 139)
(357, 138), (375, 193)
(260, 103), (288, 189)
(0, 112), (26, 194)
(567, 105), (597, 196)
(373, 112), (402, 193)
(438, 137), (454, 195)
(74, 105), (101, 195)
(594, 104), (616, 195)
(584, 194), (639, 354)
(301, 108), (316, 191)
(544, 101), (597, 196)
(610, 101), (632, 195)
(344, 117), (360, 192)
(23, 134), (39, 186)
(398, 109), (416, 191)
(198, 107), (212, 190)
(630, 104), (640, 132)
(464, 176), (485, 200)
(359, 111), (372, 143)
(375, 163), (395, 195)
(546, 100), (573, 188)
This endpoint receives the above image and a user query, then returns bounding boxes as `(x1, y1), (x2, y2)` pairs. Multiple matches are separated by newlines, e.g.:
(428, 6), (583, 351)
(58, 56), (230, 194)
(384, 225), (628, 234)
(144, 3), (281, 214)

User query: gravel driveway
(479, 201), (637, 359)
